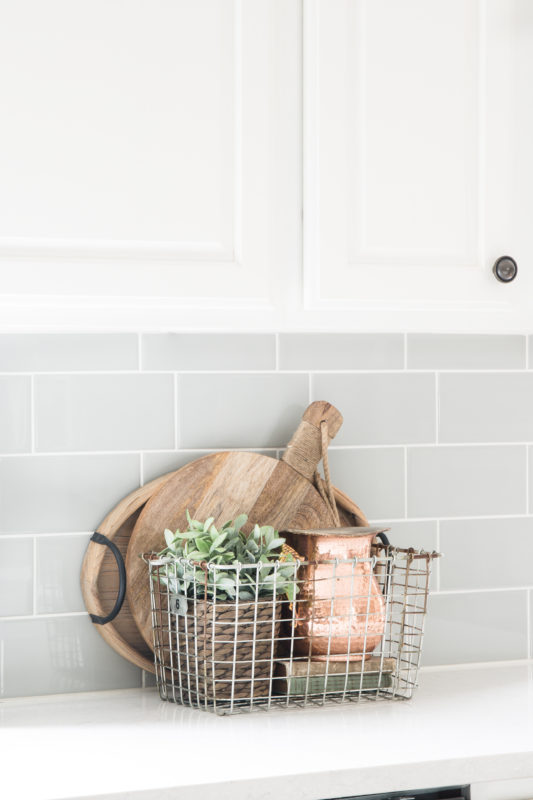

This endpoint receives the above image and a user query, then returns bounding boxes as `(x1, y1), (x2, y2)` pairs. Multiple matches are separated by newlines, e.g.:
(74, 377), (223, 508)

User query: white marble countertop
(1, 661), (533, 800)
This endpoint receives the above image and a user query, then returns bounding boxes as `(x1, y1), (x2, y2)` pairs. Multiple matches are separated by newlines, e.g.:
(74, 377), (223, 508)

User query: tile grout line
(0, 531), (95, 539)
(403, 332), (407, 369)
(527, 446), (530, 516)
(403, 446), (408, 518)
(32, 536), (37, 615)
(433, 586), (533, 596)
(174, 373), (179, 450)
(5, 512), (533, 540)
(2, 367), (533, 376)
(6, 441), (533, 458)
(0, 446), (283, 457)
(435, 372), (439, 444)
(137, 333), (142, 371)
(0, 611), (88, 622)
(2, 587), (532, 624)
(373, 512), (533, 522)
(526, 589), (533, 658)
(274, 333), (280, 370)
(435, 519), (440, 591)
(30, 375), (35, 453)
(526, 335), (530, 370)
(308, 372), (313, 405)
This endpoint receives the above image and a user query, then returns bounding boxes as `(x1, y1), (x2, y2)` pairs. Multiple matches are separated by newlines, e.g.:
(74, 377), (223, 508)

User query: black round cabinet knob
(493, 255), (518, 283)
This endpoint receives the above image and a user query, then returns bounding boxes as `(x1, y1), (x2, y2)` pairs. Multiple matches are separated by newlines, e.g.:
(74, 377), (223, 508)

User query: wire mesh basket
(145, 539), (439, 715)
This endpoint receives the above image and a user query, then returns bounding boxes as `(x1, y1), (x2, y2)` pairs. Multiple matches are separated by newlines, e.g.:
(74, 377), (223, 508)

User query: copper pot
(284, 526), (389, 661)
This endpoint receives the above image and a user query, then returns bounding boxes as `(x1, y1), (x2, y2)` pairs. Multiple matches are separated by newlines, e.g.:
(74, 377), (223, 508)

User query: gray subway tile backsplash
(407, 445), (526, 518)
(142, 451), (203, 484)
(0, 376), (31, 453)
(279, 333), (404, 371)
(529, 447), (533, 513)
(1, 331), (533, 698)
(422, 590), (528, 666)
(530, 592), (533, 658)
(373, 519), (438, 552)
(407, 334), (526, 369)
(439, 372), (533, 443)
(34, 373), (175, 452)
(36, 535), (88, 614)
(0, 334), (138, 372)
(0, 616), (141, 698)
(312, 373), (435, 445)
(327, 448), (405, 520)
(440, 517), (533, 591)
(142, 333), (276, 371)
(0, 538), (33, 616)
(178, 373), (309, 448)
(0, 454), (140, 533)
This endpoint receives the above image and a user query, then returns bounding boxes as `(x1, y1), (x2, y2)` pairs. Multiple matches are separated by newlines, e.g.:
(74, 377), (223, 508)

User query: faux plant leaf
(216, 576), (236, 591)
(266, 538), (285, 552)
(164, 529), (176, 548)
(186, 550), (206, 561)
(285, 583), (296, 602)
(203, 517), (215, 532)
(210, 531), (228, 551)
(233, 514), (248, 533)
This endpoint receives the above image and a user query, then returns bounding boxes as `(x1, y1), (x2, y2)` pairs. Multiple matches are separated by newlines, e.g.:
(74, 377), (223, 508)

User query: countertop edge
(65, 753), (533, 800)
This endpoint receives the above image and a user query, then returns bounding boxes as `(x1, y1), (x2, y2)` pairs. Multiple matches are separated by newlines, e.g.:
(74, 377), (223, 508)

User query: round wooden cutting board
(81, 402), (370, 671)
(126, 402), (367, 651)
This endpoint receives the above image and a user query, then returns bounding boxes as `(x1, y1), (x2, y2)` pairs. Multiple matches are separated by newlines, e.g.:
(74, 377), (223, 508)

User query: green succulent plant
(155, 511), (299, 602)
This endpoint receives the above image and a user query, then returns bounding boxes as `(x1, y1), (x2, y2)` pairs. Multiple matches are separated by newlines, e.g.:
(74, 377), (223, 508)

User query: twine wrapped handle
(313, 420), (341, 527)
(281, 401), (343, 528)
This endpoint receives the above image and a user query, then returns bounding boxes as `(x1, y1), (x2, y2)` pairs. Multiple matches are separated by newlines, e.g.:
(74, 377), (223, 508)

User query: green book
(275, 657), (395, 696)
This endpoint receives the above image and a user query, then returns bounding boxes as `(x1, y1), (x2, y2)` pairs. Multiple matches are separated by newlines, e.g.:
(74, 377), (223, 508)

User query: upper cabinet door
(303, 0), (533, 331)
(0, 0), (299, 329)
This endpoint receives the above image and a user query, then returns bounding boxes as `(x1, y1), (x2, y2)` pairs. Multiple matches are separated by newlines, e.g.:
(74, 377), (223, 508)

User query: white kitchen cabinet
(0, 0), (299, 330)
(1, 0), (532, 331)
(303, 0), (533, 331)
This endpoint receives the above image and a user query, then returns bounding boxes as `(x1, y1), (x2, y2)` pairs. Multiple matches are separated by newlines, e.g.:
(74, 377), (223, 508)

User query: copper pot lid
(283, 526), (390, 538)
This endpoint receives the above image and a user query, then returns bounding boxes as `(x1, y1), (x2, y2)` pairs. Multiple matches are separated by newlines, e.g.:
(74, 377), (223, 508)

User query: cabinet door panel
(304, 0), (532, 331)
(0, 0), (298, 328)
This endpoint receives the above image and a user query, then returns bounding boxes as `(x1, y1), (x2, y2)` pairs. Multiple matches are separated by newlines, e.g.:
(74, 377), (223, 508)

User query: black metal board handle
(375, 531), (391, 546)
(89, 532), (126, 625)
(374, 530), (392, 595)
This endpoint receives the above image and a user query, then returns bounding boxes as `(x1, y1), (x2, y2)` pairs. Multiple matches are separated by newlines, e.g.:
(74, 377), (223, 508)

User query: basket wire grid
(146, 543), (438, 715)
